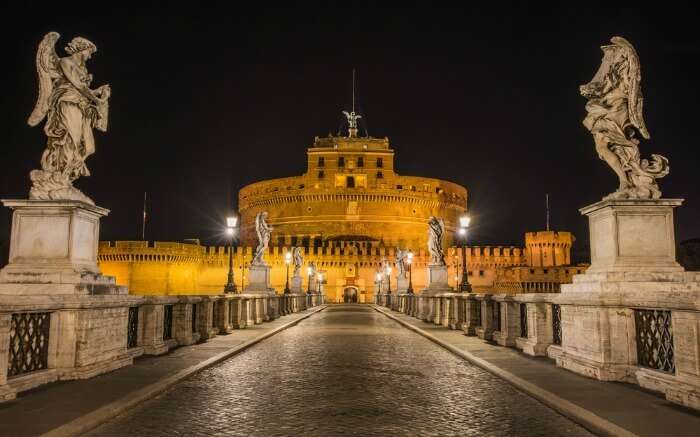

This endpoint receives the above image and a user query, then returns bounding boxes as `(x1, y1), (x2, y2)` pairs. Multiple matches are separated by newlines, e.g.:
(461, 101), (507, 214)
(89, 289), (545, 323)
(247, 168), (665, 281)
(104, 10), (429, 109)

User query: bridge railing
(380, 290), (700, 413)
(0, 292), (323, 402)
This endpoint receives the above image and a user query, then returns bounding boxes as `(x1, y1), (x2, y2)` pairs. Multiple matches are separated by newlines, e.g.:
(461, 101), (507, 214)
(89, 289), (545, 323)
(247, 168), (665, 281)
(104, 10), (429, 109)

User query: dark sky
(1, 4), (700, 261)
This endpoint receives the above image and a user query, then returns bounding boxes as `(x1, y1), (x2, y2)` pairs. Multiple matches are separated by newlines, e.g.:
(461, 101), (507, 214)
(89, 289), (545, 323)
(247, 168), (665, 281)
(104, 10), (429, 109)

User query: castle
(98, 115), (586, 301)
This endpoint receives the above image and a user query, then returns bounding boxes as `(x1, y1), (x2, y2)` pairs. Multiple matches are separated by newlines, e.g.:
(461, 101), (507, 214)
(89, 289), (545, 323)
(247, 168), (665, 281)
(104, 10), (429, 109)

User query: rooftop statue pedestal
(0, 200), (125, 295)
(555, 199), (700, 411)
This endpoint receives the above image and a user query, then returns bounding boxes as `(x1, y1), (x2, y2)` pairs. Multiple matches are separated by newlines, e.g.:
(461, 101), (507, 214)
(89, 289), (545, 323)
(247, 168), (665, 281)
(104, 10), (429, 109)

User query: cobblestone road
(89, 305), (595, 436)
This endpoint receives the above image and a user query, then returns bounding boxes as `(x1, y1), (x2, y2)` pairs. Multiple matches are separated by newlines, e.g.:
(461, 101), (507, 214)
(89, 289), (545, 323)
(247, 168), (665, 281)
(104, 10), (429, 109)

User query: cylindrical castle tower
(238, 135), (467, 250)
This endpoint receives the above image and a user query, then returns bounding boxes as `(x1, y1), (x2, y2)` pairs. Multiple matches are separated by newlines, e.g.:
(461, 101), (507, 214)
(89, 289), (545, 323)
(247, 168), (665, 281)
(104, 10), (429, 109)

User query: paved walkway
(0, 306), (326, 437)
(88, 304), (592, 436)
(374, 305), (700, 437)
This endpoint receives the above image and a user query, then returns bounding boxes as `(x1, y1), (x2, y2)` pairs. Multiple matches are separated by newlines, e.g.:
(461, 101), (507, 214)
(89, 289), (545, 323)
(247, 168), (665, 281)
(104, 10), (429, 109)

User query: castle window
(530, 269), (535, 274)
(357, 157), (364, 167)
(277, 237), (285, 247)
(291, 236), (298, 246)
(543, 269), (548, 274)
(479, 270), (485, 277)
(318, 170), (325, 179)
(376, 171), (383, 179)
(396, 185), (403, 190)
(347, 176), (356, 188)
(302, 237), (310, 247)
(318, 157), (325, 167)
(377, 157), (384, 168)
(338, 157), (345, 167)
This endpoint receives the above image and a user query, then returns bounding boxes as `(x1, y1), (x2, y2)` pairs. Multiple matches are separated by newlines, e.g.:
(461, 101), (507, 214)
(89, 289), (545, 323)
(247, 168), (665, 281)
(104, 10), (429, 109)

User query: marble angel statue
(427, 216), (445, 266)
(252, 212), (272, 265)
(580, 36), (669, 200)
(394, 248), (408, 278)
(292, 246), (304, 277)
(27, 32), (111, 205)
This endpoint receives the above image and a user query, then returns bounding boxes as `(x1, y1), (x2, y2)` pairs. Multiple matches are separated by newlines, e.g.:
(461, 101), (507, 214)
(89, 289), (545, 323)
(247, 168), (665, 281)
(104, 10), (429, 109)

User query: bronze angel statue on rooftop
(580, 36), (668, 200)
(27, 32), (111, 205)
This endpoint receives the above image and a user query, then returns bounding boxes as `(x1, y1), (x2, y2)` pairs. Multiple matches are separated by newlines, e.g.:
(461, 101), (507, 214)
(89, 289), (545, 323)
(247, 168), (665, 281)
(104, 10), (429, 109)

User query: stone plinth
(555, 198), (700, 411)
(290, 275), (303, 293)
(245, 264), (274, 294)
(0, 200), (124, 295)
(421, 264), (453, 298)
(396, 275), (409, 293)
(583, 199), (683, 274)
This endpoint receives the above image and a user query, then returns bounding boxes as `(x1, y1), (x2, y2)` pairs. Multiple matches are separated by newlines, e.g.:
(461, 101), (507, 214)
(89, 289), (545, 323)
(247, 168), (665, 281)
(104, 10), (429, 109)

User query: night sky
(1, 4), (700, 263)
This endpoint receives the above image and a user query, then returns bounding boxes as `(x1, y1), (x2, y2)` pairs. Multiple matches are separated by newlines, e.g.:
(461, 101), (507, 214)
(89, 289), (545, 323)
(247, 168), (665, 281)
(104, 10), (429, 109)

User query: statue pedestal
(396, 275), (409, 294)
(0, 200), (125, 295)
(290, 275), (303, 293)
(555, 198), (700, 412)
(421, 264), (451, 296)
(245, 264), (274, 294)
(582, 199), (684, 275)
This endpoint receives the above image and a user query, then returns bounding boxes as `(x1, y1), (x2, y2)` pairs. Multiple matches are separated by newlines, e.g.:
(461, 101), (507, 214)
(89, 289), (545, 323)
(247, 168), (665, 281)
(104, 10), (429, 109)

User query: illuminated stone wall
(98, 241), (535, 302)
(238, 135), (467, 249)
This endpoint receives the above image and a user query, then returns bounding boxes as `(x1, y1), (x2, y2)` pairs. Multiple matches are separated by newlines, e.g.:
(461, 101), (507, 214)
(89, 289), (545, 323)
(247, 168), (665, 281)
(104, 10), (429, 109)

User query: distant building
(98, 115), (587, 301)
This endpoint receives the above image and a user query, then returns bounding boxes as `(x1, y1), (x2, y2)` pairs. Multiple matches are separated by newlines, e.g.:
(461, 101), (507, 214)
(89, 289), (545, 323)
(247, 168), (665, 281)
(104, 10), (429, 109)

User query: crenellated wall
(98, 240), (529, 301)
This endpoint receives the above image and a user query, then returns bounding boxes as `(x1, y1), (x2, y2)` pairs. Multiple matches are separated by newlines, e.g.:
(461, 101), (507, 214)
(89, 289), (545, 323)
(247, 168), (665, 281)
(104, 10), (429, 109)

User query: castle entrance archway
(343, 287), (358, 303)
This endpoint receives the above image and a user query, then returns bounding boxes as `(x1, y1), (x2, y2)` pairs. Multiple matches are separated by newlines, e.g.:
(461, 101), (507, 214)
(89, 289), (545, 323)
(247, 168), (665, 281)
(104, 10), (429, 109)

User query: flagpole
(142, 192), (147, 241)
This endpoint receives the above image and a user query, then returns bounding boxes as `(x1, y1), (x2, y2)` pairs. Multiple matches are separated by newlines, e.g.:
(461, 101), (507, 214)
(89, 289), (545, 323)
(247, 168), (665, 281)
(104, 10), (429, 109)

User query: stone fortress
(98, 116), (586, 302)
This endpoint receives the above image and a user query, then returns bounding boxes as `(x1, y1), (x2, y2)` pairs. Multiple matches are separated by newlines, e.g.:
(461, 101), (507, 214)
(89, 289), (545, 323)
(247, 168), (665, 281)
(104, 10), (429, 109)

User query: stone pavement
(374, 305), (700, 437)
(0, 305), (326, 437)
(88, 304), (592, 437)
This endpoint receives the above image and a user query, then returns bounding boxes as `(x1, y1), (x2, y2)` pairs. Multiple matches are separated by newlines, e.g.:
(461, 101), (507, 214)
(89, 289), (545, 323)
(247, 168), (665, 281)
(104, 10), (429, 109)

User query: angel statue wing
(611, 36), (650, 140)
(28, 32), (62, 127)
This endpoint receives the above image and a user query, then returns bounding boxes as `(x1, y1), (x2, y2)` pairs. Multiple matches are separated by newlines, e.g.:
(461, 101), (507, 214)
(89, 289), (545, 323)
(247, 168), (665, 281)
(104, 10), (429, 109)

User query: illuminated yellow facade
(97, 129), (585, 301)
(238, 135), (467, 249)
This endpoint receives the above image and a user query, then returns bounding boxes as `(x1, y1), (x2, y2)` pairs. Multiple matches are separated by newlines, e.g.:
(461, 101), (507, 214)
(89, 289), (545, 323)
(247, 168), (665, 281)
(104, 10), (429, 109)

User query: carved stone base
(290, 275), (303, 293)
(582, 198), (683, 274)
(396, 276), (409, 293)
(245, 264), (274, 294)
(0, 200), (125, 295)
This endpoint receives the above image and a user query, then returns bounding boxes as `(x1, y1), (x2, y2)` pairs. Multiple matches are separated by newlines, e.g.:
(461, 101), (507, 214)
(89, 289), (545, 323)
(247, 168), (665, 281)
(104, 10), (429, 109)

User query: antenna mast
(352, 68), (355, 113)
(142, 192), (147, 240)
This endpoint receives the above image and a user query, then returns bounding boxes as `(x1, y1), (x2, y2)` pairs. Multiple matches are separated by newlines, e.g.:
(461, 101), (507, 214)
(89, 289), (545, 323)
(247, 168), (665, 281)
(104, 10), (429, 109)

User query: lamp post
(307, 266), (312, 294)
(224, 215), (238, 293)
(407, 251), (414, 294)
(317, 272), (323, 294)
(459, 215), (472, 292)
(284, 251), (292, 294)
(385, 265), (392, 294)
(240, 262), (247, 291)
(376, 272), (382, 294)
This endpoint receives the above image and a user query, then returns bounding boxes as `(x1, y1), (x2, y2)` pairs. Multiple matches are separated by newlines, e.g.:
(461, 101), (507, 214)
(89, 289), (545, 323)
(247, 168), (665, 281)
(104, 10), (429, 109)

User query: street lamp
(376, 272), (382, 294)
(317, 272), (323, 294)
(459, 215), (472, 292)
(284, 251), (292, 293)
(407, 251), (414, 294)
(385, 265), (392, 294)
(307, 266), (312, 294)
(224, 215), (238, 293)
